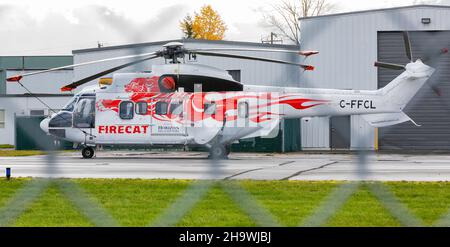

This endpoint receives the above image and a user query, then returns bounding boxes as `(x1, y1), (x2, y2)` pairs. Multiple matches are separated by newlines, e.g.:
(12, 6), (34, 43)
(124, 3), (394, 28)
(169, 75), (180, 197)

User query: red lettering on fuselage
(98, 125), (149, 134)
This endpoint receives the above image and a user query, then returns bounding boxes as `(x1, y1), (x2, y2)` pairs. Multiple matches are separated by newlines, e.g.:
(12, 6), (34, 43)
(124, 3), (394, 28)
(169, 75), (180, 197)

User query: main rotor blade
(7, 51), (160, 82)
(403, 31), (413, 62)
(374, 61), (406, 70)
(61, 55), (159, 92)
(193, 51), (314, 70)
(190, 48), (319, 57)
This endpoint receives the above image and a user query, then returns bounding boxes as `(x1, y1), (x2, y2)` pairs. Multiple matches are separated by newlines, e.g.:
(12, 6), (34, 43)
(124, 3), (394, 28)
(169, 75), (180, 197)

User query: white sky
(0, 0), (446, 55)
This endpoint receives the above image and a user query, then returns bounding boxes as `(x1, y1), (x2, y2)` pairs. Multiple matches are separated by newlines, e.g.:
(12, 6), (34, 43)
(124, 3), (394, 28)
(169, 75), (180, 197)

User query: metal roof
(0, 56), (73, 70)
(73, 38), (299, 54)
(300, 4), (450, 20)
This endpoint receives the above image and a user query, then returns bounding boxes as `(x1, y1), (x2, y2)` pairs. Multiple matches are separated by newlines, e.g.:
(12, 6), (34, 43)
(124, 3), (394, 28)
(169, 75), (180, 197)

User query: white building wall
(301, 117), (330, 150)
(299, 5), (450, 150)
(0, 96), (71, 145)
(6, 70), (73, 95)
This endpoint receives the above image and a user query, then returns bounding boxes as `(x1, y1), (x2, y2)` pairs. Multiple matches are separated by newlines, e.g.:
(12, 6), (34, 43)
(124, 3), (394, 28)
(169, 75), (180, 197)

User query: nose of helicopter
(40, 118), (50, 133)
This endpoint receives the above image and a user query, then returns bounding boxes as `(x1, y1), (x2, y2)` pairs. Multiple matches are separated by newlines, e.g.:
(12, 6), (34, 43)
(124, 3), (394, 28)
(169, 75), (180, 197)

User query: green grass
(0, 144), (14, 149)
(0, 179), (449, 227)
(0, 150), (47, 157)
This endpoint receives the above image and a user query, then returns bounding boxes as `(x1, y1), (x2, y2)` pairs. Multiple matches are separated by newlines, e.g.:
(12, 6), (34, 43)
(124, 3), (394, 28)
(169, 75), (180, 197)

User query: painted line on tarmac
(281, 161), (339, 180)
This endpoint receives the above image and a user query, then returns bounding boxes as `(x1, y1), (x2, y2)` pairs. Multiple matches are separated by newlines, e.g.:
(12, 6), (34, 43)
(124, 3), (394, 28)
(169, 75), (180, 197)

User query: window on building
(204, 102), (217, 115)
(227, 70), (241, 82)
(238, 102), (249, 118)
(155, 102), (169, 115)
(30, 110), (45, 116)
(136, 102), (148, 115)
(119, 101), (134, 120)
(169, 102), (183, 116)
(0, 110), (5, 128)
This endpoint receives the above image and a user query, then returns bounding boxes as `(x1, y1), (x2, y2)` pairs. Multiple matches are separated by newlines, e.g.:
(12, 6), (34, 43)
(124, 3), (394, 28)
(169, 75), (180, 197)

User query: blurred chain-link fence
(0, 4), (449, 227)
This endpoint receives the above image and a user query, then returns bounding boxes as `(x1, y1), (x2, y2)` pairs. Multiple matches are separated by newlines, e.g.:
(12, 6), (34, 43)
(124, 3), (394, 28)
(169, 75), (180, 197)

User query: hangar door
(378, 31), (450, 150)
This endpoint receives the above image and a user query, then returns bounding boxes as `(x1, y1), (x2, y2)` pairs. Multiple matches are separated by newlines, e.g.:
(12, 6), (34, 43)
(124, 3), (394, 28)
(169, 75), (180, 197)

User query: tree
(192, 5), (227, 40)
(264, 0), (335, 44)
(180, 14), (196, 39)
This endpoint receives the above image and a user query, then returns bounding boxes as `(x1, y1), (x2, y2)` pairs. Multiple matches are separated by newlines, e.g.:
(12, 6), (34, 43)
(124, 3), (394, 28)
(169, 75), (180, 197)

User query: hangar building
(299, 4), (450, 151)
(0, 56), (73, 147)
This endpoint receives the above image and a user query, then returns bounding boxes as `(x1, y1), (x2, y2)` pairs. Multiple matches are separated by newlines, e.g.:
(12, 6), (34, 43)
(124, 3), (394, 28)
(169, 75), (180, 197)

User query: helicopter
(6, 32), (438, 159)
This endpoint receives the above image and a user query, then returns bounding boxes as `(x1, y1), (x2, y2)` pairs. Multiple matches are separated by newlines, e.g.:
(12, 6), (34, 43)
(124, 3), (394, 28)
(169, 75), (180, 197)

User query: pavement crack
(278, 161), (295, 166)
(224, 168), (265, 180)
(281, 161), (339, 181)
(224, 161), (295, 180)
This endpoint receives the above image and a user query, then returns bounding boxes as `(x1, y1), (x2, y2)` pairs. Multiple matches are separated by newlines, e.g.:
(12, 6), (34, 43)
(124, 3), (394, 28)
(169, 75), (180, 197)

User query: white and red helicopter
(7, 32), (438, 159)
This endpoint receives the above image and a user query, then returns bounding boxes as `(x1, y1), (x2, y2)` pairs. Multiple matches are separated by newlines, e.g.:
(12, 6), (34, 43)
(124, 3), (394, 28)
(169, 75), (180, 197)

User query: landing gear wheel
(82, 146), (95, 159)
(209, 144), (228, 160)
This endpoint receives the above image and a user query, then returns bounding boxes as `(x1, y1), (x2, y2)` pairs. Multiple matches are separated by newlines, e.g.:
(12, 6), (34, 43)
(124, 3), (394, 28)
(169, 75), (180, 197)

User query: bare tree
(264, 0), (335, 44)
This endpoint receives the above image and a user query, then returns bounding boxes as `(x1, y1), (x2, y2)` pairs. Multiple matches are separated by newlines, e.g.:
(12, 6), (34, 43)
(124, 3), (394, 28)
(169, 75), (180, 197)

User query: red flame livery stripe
(97, 91), (328, 124)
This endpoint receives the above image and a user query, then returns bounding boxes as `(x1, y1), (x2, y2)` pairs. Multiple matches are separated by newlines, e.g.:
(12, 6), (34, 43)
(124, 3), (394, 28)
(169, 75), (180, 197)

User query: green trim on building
(231, 119), (302, 153)
(0, 56), (73, 70)
(0, 70), (5, 94)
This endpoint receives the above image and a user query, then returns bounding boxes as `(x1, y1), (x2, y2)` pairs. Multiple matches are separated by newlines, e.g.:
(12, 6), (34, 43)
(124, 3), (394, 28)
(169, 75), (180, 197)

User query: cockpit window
(73, 97), (96, 128)
(62, 97), (78, 112)
(49, 112), (73, 128)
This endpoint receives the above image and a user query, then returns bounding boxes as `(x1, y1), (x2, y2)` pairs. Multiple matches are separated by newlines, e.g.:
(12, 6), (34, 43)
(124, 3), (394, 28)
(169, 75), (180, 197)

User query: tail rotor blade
(403, 31), (413, 62)
(374, 61), (406, 70)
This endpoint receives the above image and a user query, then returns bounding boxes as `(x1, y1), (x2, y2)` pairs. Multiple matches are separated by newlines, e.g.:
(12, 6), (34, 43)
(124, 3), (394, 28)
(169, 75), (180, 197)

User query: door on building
(378, 31), (450, 150)
(15, 116), (73, 150)
(330, 116), (350, 150)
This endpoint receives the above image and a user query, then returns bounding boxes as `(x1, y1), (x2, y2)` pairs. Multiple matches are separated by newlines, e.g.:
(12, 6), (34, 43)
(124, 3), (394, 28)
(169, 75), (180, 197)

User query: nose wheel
(208, 144), (230, 160)
(81, 146), (95, 159)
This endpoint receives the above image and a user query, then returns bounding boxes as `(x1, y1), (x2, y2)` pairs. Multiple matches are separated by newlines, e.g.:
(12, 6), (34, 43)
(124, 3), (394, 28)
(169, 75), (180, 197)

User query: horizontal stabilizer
(361, 112), (421, 128)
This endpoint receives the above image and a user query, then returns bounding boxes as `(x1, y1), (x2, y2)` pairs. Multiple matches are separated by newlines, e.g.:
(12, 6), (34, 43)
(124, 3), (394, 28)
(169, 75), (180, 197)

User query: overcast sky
(0, 0), (448, 55)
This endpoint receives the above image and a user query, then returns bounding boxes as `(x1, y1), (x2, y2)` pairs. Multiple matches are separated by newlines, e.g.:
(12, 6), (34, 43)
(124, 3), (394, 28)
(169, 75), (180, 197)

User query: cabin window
(155, 102), (169, 115)
(238, 102), (249, 118)
(169, 102), (183, 116)
(136, 102), (148, 115)
(204, 102), (216, 115)
(119, 101), (134, 120)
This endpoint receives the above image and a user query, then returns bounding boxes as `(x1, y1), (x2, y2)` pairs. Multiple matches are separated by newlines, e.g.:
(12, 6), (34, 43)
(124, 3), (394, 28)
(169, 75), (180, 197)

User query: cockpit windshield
(62, 97), (78, 112)
(73, 97), (96, 128)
